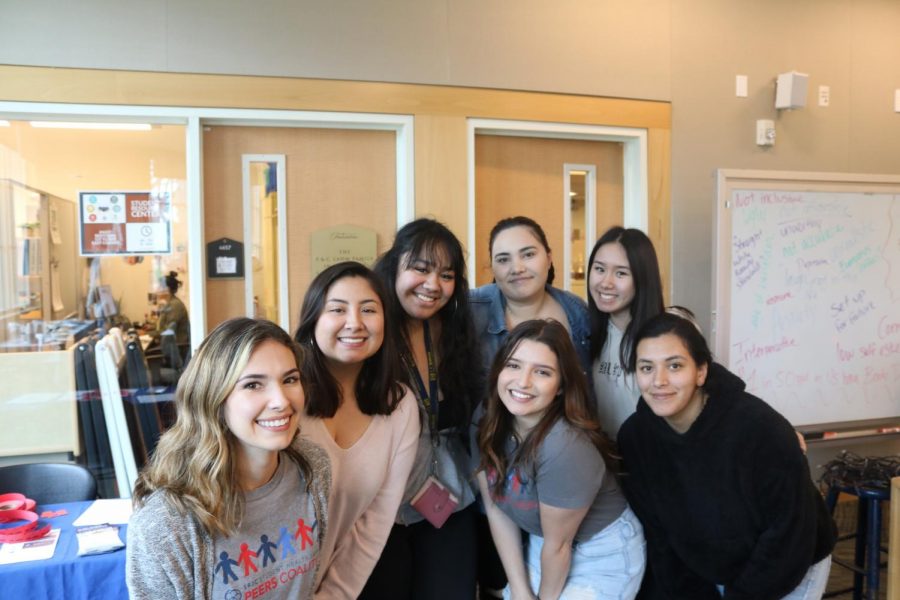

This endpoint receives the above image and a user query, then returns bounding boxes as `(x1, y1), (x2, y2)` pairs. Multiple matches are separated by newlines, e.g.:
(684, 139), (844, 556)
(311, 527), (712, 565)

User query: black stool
(823, 484), (889, 600)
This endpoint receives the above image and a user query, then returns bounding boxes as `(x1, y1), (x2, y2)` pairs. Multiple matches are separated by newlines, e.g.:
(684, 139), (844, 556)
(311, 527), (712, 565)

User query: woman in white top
(295, 261), (420, 600)
(587, 226), (664, 438)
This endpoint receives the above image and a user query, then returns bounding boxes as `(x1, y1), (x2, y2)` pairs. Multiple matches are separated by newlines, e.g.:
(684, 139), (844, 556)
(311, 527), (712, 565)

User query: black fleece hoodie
(618, 363), (836, 600)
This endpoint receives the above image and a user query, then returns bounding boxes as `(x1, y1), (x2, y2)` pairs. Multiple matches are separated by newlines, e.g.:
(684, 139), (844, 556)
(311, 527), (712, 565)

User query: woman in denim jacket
(469, 216), (591, 599)
(470, 216), (591, 381)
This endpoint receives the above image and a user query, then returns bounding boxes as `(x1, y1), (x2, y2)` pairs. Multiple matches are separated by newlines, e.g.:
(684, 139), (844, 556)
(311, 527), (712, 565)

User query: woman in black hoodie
(618, 313), (835, 600)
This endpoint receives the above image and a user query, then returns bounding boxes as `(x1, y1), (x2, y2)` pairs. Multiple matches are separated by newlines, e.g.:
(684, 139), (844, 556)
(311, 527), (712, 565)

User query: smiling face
(491, 226), (552, 303)
(224, 339), (304, 465)
(635, 333), (709, 433)
(496, 339), (561, 432)
(314, 276), (385, 367)
(394, 250), (456, 321)
(588, 241), (636, 330)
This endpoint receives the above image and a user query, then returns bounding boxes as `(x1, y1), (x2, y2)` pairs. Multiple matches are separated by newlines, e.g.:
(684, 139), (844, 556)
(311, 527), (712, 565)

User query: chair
(95, 335), (140, 497)
(0, 463), (97, 505)
(106, 326), (126, 364)
(73, 338), (118, 499)
(824, 483), (891, 600)
(121, 337), (175, 463)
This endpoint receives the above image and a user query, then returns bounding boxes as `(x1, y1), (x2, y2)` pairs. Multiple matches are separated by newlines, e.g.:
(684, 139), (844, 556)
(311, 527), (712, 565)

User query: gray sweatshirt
(126, 438), (331, 599)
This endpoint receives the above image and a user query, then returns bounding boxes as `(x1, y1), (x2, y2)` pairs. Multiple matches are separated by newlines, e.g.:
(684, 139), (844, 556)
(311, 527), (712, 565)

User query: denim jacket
(469, 283), (592, 383)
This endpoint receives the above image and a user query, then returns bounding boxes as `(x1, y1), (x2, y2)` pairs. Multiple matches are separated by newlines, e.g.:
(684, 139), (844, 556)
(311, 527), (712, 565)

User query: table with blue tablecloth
(0, 500), (128, 600)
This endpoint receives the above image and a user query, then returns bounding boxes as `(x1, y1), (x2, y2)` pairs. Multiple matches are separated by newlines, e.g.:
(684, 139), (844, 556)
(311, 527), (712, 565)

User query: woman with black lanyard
(359, 218), (482, 599)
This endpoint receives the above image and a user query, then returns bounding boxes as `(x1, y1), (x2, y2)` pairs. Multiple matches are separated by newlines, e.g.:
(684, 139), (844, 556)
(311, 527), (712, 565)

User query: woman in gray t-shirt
(474, 319), (645, 600)
(127, 318), (330, 599)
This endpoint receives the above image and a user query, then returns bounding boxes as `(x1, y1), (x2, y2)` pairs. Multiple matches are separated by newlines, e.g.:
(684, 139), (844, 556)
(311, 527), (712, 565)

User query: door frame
(466, 118), (647, 284)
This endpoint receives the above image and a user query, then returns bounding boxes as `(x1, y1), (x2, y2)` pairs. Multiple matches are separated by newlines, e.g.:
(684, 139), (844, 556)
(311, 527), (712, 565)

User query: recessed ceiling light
(29, 121), (152, 131)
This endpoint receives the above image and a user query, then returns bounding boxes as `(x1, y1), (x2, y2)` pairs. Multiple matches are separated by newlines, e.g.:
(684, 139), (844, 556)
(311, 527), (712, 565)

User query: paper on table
(76, 524), (124, 556)
(0, 528), (61, 564)
(72, 499), (134, 526)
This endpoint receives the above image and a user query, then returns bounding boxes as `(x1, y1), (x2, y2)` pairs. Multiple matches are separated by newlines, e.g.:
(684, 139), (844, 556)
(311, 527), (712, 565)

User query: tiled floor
(824, 498), (890, 599)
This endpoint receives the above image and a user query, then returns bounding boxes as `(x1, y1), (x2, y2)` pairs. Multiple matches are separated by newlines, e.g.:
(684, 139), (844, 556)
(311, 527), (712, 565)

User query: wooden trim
(0, 65), (670, 129)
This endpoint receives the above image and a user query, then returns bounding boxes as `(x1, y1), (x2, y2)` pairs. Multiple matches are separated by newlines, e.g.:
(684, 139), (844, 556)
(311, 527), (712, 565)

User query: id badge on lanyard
(404, 321), (458, 527)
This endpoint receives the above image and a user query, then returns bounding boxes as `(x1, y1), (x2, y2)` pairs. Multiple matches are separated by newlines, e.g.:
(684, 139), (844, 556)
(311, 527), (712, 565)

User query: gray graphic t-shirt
(487, 419), (626, 543)
(211, 458), (319, 600)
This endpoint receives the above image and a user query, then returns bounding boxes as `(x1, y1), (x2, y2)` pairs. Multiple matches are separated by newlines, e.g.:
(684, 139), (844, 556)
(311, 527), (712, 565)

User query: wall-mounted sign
(310, 225), (377, 275)
(207, 237), (245, 279)
(78, 190), (172, 256)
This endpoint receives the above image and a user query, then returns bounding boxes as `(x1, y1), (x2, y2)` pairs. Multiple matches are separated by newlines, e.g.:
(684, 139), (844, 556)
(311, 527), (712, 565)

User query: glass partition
(0, 119), (187, 497)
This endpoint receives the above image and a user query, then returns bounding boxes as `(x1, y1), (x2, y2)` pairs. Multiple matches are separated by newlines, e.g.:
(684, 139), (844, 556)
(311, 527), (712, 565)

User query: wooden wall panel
(0, 66), (669, 130)
(474, 135), (624, 286)
(414, 114), (468, 236)
(203, 126), (396, 331)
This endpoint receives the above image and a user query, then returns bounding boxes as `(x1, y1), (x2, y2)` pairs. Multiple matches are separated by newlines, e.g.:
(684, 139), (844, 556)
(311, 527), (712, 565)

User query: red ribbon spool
(0, 493), (26, 512)
(0, 492), (50, 542)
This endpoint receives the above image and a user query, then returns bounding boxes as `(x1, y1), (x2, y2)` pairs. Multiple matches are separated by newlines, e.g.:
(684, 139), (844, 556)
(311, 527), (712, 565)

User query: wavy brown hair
(477, 319), (617, 498)
(132, 317), (310, 536)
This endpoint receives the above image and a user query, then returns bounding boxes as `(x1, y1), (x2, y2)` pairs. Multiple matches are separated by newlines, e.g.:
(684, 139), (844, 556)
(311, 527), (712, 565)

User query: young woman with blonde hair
(127, 317), (330, 600)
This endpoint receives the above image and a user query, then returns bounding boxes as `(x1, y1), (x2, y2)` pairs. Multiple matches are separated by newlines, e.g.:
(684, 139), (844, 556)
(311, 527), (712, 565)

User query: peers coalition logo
(215, 516), (318, 599)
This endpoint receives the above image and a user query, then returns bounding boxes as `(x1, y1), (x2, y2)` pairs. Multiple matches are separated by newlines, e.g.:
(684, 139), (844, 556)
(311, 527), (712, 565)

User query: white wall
(670, 0), (900, 333)
(0, 0), (670, 101)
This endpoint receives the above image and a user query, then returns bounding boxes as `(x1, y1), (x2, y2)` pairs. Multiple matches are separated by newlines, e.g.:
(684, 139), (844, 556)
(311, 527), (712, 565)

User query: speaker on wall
(775, 71), (809, 110)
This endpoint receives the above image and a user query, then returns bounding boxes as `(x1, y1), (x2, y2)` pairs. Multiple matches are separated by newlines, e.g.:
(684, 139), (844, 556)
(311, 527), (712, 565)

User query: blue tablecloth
(0, 500), (128, 600)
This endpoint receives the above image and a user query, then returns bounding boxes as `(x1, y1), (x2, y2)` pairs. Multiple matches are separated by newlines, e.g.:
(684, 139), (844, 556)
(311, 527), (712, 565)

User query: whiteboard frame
(713, 169), (900, 431)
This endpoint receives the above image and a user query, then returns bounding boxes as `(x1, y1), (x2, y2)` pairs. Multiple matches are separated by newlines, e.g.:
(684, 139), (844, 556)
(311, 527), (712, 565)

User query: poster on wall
(78, 190), (172, 256)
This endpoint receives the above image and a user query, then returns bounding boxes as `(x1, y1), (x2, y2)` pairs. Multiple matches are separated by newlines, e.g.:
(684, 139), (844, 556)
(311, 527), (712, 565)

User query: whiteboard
(713, 170), (900, 428)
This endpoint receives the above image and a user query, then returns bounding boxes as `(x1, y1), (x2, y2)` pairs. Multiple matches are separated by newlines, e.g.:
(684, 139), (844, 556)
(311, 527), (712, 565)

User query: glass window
(0, 119), (187, 498)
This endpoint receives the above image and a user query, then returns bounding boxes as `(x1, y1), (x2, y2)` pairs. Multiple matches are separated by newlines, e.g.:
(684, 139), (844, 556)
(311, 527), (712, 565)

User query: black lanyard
(404, 320), (439, 448)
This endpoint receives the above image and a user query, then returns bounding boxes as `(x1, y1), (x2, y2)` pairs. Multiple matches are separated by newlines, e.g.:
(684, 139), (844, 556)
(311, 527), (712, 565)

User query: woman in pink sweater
(294, 261), (420, 599)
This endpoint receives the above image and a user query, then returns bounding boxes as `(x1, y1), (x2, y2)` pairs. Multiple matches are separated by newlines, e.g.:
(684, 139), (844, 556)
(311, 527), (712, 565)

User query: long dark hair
(587, 226), (664, 367)
(373, 218), (479, 429)
(294, 261), (403, 417)
(478, 319), (616, 497)
(488, 216), (556, 285)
